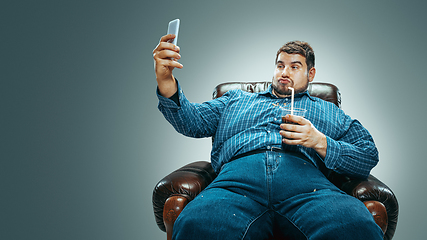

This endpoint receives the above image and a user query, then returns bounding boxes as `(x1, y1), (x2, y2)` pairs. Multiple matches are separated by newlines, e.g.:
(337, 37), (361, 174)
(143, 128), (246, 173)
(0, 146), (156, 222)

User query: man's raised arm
(152, 34), (183, 98)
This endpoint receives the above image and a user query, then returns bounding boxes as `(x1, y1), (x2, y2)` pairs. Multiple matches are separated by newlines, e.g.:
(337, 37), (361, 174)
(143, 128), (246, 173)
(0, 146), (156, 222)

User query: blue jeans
(173, 151), (384, 240)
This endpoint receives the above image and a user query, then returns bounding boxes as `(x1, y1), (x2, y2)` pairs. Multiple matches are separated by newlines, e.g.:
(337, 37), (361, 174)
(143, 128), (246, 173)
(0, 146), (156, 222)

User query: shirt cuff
(323, 136), (341, 171)
(168, 90), (180, 106)
(156, 80), (182, 109)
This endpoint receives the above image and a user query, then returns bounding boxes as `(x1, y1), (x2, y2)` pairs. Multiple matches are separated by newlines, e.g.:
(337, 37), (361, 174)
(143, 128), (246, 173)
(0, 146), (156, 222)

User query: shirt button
(274, 118), (277, 121)
(267, 146), (271, 149)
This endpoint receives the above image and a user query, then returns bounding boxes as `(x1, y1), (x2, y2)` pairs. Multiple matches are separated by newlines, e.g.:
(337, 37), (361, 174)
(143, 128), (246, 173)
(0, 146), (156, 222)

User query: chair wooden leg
(163, 195), (189, 240)
(363, 200), (388, 233)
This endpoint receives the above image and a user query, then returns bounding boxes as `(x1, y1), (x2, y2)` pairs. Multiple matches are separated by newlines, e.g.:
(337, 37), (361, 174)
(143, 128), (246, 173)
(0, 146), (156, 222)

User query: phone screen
(167, 19), (180, 45)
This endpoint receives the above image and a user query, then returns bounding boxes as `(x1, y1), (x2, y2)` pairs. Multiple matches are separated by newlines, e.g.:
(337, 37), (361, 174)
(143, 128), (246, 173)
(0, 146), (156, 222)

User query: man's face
(272, 52), (315, 98)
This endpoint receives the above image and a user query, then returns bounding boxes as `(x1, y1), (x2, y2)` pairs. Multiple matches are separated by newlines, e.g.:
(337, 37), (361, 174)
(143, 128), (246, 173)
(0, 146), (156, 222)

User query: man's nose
(281, 66), (290, 76)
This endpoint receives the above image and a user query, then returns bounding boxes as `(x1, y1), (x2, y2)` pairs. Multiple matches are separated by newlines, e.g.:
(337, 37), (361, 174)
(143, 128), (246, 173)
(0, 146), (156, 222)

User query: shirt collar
(259, 84), (317, 102)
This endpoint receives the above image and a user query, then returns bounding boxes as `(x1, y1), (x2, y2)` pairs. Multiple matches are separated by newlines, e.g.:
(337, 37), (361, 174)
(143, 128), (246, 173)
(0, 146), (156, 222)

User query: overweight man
(153, 34), (383, 240)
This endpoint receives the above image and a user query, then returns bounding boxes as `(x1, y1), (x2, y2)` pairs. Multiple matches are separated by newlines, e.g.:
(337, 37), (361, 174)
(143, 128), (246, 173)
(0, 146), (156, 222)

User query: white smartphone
(167, 19), (180, 45)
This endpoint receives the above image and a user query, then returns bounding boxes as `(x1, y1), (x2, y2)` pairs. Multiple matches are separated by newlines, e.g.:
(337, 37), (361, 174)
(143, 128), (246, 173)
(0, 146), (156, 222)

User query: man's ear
(308, 67), (316, 82)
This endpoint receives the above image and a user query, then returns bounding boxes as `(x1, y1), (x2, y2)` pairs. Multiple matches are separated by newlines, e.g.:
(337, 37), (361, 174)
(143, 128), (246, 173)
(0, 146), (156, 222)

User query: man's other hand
(280, 115), (327, 158)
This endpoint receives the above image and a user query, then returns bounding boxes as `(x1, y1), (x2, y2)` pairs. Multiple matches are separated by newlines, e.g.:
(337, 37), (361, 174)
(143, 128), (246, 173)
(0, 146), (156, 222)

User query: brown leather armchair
(152, 82), (399, 240)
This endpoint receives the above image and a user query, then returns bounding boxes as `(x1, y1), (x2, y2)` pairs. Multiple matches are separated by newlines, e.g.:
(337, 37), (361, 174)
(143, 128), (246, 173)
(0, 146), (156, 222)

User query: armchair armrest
(328, 173), (399, 240)
(152, 161), (217, 237)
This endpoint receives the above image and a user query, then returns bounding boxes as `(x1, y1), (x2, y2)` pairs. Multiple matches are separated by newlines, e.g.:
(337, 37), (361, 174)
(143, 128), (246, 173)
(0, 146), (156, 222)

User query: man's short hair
(275, 41), (315, 71)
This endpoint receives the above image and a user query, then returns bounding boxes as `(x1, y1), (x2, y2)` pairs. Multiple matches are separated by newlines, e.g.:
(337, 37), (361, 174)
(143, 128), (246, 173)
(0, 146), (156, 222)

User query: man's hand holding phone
(152, 19), (182, 98)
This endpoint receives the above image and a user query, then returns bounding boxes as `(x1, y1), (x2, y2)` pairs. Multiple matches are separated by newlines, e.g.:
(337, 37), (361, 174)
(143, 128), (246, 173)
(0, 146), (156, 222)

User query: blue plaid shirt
(157, 81), (378, 179)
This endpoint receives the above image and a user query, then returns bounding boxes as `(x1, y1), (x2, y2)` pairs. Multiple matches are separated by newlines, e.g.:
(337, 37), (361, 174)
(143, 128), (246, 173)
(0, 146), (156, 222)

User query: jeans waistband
(230, 148), (313, 166)
(230, 147), (282, 161)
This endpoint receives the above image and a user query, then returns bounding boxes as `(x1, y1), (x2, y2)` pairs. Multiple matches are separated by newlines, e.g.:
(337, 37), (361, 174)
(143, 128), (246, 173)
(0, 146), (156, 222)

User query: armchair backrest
(213, 82), (341, 108)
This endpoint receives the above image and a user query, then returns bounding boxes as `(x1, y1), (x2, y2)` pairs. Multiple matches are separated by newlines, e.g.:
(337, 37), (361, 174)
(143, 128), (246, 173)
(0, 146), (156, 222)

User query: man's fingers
(154, 49), (183, 69)
(160, 34), (176, 43)
(283, 114), (306, 124)
(154, 49), (181, 61)
(281, 131), (307, 146)
(280, 123), (302, 132)
(280, 130), (303, 140)
(159, 41), (180, 53)
(156, 58), (183, 69)
(153, 42), (180, 57)
(154, 35), (180, 53)
(282, 138), (301, 145)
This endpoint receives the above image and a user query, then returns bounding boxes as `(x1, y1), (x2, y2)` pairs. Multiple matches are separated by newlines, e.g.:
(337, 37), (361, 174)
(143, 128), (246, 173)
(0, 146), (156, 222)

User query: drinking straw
(289, 87), (294, 115)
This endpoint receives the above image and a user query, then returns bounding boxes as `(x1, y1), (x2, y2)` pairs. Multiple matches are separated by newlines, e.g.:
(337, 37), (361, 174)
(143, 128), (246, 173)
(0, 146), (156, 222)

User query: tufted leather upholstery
(213, 82), (341, 108)
(152, 82), (398, 240)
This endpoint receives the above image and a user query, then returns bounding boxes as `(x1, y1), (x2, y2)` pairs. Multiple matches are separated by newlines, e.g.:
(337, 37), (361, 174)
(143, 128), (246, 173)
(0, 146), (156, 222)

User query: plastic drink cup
(280, 107), (307, 124)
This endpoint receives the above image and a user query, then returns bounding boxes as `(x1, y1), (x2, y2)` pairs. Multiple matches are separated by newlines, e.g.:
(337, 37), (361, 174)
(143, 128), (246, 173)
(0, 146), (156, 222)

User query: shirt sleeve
(168, 90), (180, 106)
(323, 117), (379, 179)
(157, 80), (229, 138)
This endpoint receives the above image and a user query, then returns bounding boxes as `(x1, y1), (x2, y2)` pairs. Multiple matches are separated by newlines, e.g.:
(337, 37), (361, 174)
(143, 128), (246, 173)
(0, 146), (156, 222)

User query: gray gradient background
(2, 0), (426, 239)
